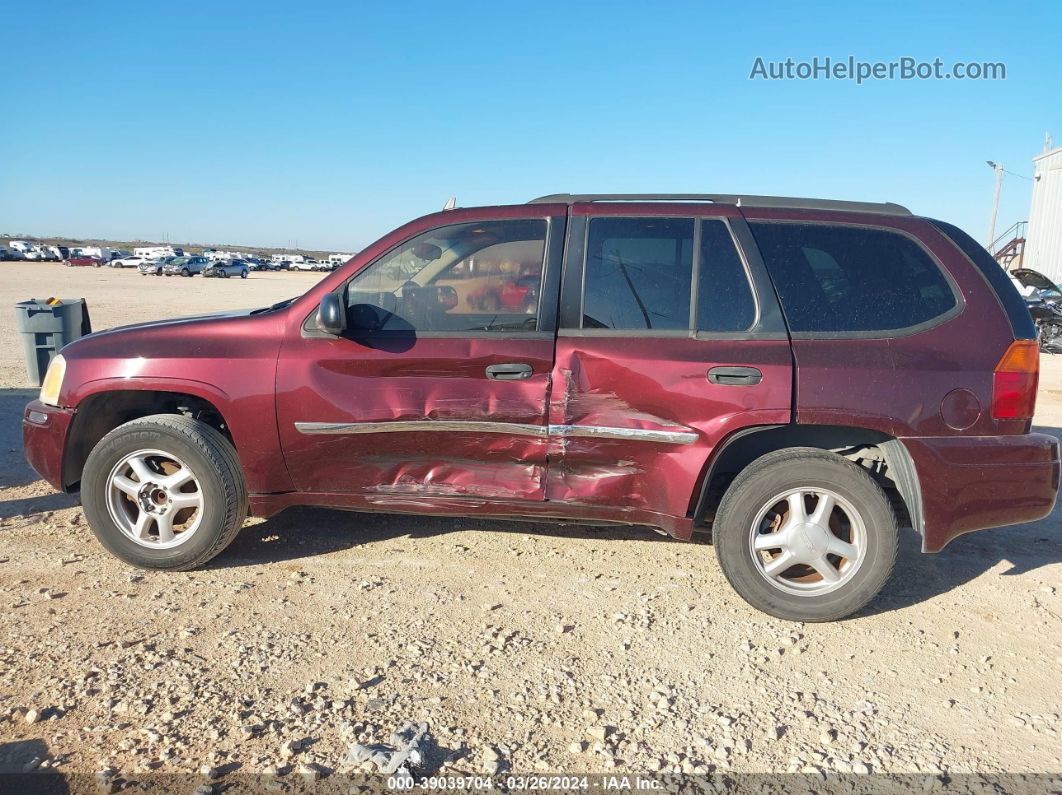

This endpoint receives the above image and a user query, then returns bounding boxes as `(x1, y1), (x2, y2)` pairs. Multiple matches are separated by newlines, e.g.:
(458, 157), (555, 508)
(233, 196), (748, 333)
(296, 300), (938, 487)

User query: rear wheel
(712, 448), (897, 622)
(81, 415), (247, 570)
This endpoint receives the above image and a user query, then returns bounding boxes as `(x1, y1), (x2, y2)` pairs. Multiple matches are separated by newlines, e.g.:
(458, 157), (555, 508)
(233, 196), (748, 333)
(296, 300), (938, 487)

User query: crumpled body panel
(546, 336), (793, 527)
(276, 334), (554, 499)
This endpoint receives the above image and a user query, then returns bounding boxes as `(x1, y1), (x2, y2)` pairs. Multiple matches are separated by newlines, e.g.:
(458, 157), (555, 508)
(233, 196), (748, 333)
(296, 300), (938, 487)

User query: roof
(527, 193), (912, 216)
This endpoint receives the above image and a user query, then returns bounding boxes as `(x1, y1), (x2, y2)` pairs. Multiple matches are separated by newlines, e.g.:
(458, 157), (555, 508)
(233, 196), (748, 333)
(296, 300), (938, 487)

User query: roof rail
(527, 193), (912, 215)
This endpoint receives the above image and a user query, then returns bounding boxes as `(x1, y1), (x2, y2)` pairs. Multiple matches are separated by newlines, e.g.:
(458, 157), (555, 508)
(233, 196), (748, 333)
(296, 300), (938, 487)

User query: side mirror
(316, 292), (347, 335)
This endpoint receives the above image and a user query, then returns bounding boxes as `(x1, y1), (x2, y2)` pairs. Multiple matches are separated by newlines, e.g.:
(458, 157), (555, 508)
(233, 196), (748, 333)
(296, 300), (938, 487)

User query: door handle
(486, 363), (533, 380)
(707, 366), (762, 386)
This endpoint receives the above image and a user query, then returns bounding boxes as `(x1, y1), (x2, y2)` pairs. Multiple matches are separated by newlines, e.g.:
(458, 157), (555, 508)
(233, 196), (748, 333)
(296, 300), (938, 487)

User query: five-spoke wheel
(106, 449), (204, 548)
(749, 488), (866, 596)
(82, 415), (247, 569)
(713, 447), (897, 622)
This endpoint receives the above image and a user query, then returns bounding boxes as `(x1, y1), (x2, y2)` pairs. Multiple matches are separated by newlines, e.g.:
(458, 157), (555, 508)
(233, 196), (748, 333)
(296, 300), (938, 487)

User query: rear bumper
(22, 400), (76, 491)
(902, 433), (1060, 552)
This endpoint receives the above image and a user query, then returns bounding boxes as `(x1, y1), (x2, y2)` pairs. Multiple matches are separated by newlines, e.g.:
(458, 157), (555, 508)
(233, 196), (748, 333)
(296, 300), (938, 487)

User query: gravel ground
(0, 262), (1060, 784)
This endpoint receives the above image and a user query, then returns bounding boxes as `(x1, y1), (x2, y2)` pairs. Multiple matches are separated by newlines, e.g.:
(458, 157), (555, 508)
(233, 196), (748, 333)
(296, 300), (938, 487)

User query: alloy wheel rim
(748, 487), (867, 596)
(105, 448), (204, 549)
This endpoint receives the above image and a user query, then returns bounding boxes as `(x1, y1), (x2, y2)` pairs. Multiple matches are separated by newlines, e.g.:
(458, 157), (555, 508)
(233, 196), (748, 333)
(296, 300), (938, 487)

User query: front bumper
(22, 400), (76, 491)
(902, 433), (1060, 552)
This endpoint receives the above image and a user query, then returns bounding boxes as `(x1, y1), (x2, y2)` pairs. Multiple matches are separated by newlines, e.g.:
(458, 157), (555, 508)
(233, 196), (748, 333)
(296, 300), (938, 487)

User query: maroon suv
(22, 194), (1060, 621)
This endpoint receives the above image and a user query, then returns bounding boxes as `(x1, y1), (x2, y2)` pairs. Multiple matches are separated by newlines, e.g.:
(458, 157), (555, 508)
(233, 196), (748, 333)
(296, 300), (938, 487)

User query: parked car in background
(467, 271), (541, 313)
(203, 259), (250, 279)
(0, 246), (25, 261)
(1009, 268), (1062, 352)
(162, 255), (210, 277)
(138, 256), (174, 276)
(288, 259), (317, 272)
(65, 254), (103, 267)
(134, 246), (183, 259)
(111, 255), (153, 269)
(73, 246), (117, 262)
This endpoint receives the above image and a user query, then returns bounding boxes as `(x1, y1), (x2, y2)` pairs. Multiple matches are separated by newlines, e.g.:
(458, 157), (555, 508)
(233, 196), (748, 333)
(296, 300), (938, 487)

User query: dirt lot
(0, 262), (1060, 783)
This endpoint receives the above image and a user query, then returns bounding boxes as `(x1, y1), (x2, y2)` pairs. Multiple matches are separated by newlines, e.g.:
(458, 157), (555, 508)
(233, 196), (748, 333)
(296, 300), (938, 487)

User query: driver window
(344, 219), (547, 333)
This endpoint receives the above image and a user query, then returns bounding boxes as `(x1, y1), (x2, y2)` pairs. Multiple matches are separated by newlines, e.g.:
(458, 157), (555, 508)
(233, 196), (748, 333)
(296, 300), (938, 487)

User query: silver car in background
(203, 259), (250, 279)
(162, 255), (210, 277)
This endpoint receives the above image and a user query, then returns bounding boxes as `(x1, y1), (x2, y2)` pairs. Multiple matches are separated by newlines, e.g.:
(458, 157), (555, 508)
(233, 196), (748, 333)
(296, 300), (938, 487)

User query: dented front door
(275, 208), (566, 502)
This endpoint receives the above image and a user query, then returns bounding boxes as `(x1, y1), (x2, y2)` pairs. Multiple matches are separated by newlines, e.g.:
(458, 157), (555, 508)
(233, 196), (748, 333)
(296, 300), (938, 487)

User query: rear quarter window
(928, 219), (1036, 340)
(749, 222), (959, 335)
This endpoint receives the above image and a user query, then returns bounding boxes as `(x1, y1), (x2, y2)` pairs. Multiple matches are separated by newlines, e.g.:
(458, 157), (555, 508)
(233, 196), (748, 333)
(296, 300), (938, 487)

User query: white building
(1024, 144), (1062, 282)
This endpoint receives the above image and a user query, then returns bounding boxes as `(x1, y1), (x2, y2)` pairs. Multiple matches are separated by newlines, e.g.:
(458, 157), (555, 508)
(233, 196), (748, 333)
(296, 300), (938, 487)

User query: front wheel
(181, 268), (190, 277)
(81, 415), (247, 570)
(240, 270), (248, 279)
(712, 448), (897, 622)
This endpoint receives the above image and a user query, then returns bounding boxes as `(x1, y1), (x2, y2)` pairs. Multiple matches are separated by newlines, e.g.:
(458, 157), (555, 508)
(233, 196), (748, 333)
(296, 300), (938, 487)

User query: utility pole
(986, 160), (1004, 251)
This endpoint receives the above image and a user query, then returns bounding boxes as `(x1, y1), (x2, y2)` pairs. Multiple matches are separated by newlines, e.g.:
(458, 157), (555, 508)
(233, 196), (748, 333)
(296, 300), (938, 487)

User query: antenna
(443, 197), (457, 210)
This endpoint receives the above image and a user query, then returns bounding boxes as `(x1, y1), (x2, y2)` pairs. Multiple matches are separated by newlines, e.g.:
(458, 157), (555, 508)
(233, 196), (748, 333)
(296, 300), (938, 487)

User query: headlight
(39, 354), (66, 407)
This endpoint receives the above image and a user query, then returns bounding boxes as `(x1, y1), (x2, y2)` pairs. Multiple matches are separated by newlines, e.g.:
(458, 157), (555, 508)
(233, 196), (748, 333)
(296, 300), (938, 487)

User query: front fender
(66, 375), (292, 494)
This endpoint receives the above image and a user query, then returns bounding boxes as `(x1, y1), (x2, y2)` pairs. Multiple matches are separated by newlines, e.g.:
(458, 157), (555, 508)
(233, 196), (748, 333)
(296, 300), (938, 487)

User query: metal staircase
(990, 221), (1027, 270)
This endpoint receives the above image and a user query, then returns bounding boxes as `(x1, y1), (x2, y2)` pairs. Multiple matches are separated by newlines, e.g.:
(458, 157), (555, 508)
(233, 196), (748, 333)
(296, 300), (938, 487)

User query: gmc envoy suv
(23, 194), (1060, 621)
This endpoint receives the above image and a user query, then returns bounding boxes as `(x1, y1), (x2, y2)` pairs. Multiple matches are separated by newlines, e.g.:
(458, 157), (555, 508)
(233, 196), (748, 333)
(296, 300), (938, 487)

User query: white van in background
(75, 246), (118, 261)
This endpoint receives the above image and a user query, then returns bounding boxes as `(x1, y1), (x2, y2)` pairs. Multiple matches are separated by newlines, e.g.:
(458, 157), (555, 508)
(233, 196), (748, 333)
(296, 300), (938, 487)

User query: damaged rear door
(547, 204), (793, 534)
(276, 207), (566, 502)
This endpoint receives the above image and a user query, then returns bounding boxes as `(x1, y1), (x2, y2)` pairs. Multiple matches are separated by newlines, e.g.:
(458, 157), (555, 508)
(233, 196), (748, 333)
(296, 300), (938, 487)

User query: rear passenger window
(583, 218), (693, 330)
(697, 220), (756, 332)
(750, 222), (957, 333)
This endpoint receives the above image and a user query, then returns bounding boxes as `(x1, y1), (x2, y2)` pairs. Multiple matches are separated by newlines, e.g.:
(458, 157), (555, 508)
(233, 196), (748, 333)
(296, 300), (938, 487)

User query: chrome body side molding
(294, 420), (698, 445)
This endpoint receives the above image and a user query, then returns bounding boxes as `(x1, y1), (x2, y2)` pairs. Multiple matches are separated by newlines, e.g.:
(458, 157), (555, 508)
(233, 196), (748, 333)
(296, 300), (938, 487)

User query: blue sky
(3, 0), (1060, 251)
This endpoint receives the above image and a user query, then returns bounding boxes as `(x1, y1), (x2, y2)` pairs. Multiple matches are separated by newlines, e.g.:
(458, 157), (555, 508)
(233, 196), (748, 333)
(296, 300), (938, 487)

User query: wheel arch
(62, 389), (234, 491)
(693, 424), (923, 539)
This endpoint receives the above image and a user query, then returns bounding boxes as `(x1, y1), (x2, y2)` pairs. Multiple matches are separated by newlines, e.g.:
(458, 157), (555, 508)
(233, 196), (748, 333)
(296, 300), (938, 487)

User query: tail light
(992, 340), (1039, 420)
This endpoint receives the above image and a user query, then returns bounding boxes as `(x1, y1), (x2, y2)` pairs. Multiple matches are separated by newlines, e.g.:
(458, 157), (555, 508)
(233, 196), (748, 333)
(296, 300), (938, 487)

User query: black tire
(81, 415), (247, 570)
(240, 270), (248, 279)
(712, 447), (897, 622)
(181, 268), (190, 277)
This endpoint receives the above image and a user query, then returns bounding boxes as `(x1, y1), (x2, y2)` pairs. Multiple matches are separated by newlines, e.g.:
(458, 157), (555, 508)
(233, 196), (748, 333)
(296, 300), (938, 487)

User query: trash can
(15, 298), (92, 386)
